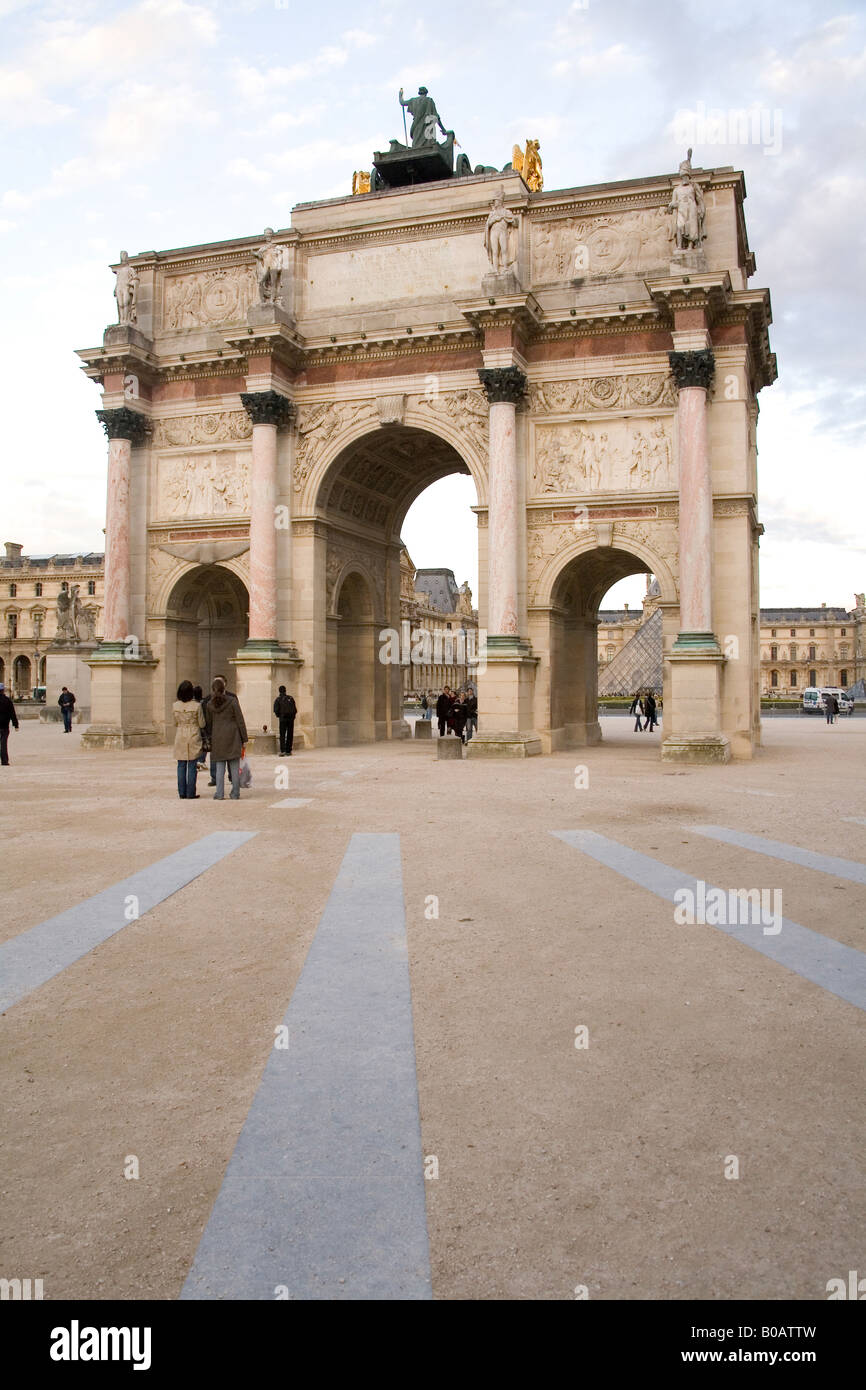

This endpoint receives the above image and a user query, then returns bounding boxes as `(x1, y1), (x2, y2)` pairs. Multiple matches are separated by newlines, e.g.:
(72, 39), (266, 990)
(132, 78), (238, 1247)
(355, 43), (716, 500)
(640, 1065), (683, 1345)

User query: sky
(1, 0), (864, 612)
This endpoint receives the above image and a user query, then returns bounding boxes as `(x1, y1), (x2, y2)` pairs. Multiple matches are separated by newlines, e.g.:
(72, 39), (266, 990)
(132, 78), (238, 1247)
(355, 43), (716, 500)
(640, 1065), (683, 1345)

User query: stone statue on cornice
(667, 171), (705, 251)
(398, 86), (447, 148)
(114, 250), (138, 325)
(254, 227), (289, 306)
(484, 192), (518, 273)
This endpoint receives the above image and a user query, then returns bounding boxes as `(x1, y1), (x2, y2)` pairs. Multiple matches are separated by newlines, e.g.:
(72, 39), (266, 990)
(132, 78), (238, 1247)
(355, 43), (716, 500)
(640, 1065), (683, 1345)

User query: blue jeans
(177, 759), (199, 798)
(214, 759), (240, 799)
(61, 708), (73, 732)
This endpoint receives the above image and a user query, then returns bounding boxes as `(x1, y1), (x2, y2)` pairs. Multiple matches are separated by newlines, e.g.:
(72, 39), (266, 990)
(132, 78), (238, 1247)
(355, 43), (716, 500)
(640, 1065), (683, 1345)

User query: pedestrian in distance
(825, 693), (838, 725)
(193, 685), (208, 766)
(464, 687), (478, 741)
(173, 679), (205, 799)
(58, 686), (76, 733)
(629, 691), (644, 732)
(206, 677), (248, 800)
(0, 682), (19, 766)
(643, 693), (658, 732)
(274, 684), (297, 756)
(424, 690), (434, 720)
(451, 692), (468, 743)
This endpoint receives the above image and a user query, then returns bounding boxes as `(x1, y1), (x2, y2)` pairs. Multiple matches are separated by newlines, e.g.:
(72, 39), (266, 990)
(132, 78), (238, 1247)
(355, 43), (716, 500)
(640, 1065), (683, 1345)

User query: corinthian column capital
(96, 407), (150, 444)
(668, 349), (715, 392)
(241, 390), (295, 428)
(478, 366), (527, 406)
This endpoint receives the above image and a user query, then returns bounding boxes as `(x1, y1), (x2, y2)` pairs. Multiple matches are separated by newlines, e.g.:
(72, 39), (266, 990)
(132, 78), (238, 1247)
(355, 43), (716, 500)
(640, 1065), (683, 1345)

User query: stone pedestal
(669, 250), (708, 274)
(247, 303), (296, 331)
(81, 642), (161, 749)
(413, 718), (432, 739)
(661, 649), (730, 763)
(42, 640), (98, 723)
(482, 270), (522, 297)
(467, 640), (542, 759)
(232, 639), (302, 755)
(436, 737), (463, 760)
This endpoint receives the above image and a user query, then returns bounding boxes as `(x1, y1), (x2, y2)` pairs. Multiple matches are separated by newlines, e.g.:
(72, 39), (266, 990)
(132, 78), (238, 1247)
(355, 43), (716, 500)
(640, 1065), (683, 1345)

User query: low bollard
(436, 737), (463, 760)
(414, 719), (433, 739)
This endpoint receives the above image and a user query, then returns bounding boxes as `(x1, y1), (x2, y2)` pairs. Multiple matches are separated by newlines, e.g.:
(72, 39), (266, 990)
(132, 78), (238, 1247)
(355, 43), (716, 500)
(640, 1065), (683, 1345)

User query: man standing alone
(273, 685), (297, 756)
(0, 682), (19, 765)
(58, 686), (76, 733)
(436, 687), (453, 737)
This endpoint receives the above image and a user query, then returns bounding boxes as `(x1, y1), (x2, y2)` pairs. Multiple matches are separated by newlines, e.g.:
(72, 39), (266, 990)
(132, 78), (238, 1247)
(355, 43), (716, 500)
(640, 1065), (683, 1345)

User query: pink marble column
(97, 408), (148, 644)
(240, 391), (294, 643)
(479, 367), (526, 639)
(669, 350), (716, 643)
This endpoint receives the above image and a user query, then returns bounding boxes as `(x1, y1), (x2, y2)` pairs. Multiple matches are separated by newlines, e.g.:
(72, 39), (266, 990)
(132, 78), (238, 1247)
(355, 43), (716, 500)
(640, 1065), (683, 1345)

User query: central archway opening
(314, 423), (481, 745)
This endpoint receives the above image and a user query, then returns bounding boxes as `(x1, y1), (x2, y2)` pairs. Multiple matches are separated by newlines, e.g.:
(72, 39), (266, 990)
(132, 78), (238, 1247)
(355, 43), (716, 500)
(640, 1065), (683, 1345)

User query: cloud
(226, 157), (271, 185)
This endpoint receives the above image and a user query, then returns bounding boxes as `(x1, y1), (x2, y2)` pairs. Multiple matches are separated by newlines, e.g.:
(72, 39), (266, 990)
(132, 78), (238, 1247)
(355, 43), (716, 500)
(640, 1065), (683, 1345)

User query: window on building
(841, 628), (846, 636)
(809, 670), (817, 687)
(771, 669), (779, 688)
(770, 645), (778, 660)
(606, 646), (615, 663)
(790, 670), (797, 687)
(809, 645), (816, 660)
(789, 645), (796, 661)
(35, 582), (42, 596)
(7, 613), (17, 638)
(87, 580), (96, 596)
(790, 628), (796, 636)
(771, 628), (777, 637)
(809, 628), (815, 636)
(840, 644), (849, 659)
(9, 583), (16, 597)
(840, 669), (849, 687)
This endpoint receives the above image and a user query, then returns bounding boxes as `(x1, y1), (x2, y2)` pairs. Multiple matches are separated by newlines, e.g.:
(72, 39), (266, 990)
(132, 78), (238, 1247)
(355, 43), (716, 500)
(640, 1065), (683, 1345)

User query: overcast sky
(2, 0), (863, 611)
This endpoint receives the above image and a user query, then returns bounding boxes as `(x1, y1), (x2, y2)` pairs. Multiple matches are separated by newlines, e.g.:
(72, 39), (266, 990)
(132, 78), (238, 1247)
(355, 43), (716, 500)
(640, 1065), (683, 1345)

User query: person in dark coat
(205, 677), (248, 800)
(0, 683), (19, 765)
(643, 693), (658, 732)
(451, 694), (468, 743)
(629, 692), (644, 732)
(463, 688), (478, 741)
(273, 685), (297, 756)
(201, 673), (235, 785)
(825, 693), (838, 725)
(58, 686), (76, 733)
(436, 687), (453, 737)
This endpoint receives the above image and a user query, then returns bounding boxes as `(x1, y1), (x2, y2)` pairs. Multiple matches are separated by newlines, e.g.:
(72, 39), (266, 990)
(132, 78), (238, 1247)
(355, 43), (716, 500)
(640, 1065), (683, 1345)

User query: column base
(82, 646), (160, 750)
(466, 731), (543, 758)
(671, 631), (722, 653)
(232, 640), (302, 754)
(660, 733), (731, 764)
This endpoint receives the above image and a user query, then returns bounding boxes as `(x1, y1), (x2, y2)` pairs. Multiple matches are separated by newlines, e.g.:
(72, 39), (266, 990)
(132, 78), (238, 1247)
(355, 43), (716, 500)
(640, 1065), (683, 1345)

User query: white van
(823, 687), (853, 715)
(802, 687), (853, 715)
(802, 687), (821, 714)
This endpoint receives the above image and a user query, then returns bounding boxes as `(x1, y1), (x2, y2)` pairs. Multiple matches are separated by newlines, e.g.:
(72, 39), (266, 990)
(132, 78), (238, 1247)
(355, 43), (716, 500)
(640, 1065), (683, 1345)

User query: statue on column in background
(56, 581), (81, 642)
(254, 228), (289, 306)
(667, 162), (705, 251)
(114, 250), (138, 325)
(398, 86), (447, 147)
(484, 191), (518, 272)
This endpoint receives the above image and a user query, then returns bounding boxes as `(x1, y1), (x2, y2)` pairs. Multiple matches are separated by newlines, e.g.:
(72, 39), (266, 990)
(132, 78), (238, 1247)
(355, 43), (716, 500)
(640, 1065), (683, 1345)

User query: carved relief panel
(154, 450), (252, 519)
(532, 417), (675, 495)
(531, 208), (671, 283)
(161, 266), (257, 331)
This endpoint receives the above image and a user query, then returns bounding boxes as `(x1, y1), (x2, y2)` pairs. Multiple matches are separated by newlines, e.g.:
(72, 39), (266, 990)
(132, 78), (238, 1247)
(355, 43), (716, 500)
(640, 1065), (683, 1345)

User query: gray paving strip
(690, 825), (866, 886)
(181, 832), (432, 1301)
(843, 816), (866, 827)
(0, 832), (257, 1014)
(551, 829), (866, 1013)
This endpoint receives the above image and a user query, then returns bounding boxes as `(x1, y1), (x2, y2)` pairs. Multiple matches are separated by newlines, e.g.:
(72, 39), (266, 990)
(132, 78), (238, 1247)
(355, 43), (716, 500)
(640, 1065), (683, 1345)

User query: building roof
(414, 568), (460, 613)
(760, 608), (850, 622)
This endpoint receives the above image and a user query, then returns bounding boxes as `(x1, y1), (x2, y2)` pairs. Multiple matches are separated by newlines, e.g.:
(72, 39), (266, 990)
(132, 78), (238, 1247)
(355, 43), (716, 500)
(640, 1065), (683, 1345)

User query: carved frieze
(533, 416), (675, 495)
(412, 387), (489, 459)
(527, 373), (676, 415)
(531, 207), (670, 283)
(162, 265), (257, 331)
(152, 411), (252, 449)
(294, 400), (377, 493)
(156, 452), (251, 519)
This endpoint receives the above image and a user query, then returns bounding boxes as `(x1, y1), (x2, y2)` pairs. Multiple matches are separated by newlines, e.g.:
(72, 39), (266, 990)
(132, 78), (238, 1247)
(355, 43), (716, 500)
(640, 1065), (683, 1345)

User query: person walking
(273, 685), (297, 756)
(825, 692), (838, 725)
(643, 693), (658, 732)
(0, 682), (19, 766)
(58, 686), (76, 733)
(173, 680), (205, 799)
(436, 687), (453, 737)
(464, 687), (478, 741)
(206, 677), (248, 800)
(424, 691), (434, 720)
(629, 691), (644, 732)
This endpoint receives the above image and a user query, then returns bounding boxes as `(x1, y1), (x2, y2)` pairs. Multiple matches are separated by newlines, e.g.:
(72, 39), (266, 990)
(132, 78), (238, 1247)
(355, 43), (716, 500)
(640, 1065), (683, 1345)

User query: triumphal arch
(78, 106), (775, 761)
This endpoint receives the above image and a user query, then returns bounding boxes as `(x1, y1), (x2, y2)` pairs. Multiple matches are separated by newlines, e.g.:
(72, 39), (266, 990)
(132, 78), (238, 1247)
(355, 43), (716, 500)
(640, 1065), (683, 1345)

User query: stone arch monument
(78, 129), (775, 761)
